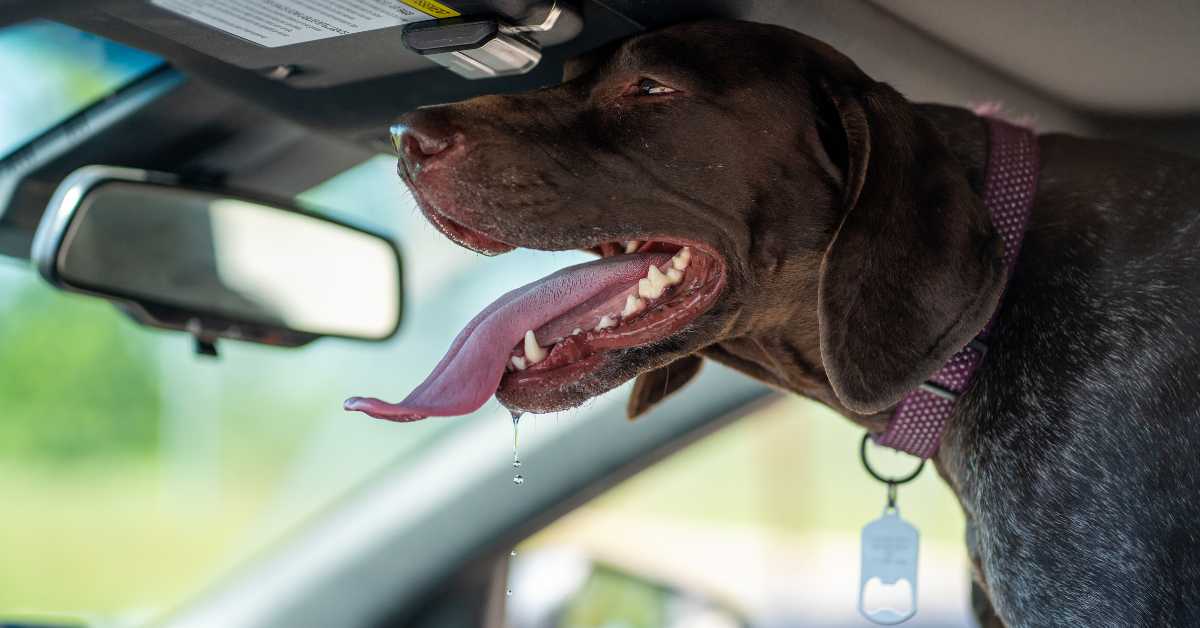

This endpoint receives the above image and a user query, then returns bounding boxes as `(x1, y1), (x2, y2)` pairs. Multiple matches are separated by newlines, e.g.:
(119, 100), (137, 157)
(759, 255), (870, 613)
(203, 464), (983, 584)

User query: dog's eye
(635, 78), (676, 96)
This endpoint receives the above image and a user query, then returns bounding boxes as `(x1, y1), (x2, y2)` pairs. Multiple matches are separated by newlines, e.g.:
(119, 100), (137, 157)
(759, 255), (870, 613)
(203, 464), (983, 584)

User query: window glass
(510, 395), (973, 627)
(0, 21), (162, 160)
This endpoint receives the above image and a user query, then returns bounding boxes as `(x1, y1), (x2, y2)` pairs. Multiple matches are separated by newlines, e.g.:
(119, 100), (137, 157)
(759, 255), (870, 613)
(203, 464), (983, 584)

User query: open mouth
(345, 207), (726, 421)
(500, 240), (721, 398)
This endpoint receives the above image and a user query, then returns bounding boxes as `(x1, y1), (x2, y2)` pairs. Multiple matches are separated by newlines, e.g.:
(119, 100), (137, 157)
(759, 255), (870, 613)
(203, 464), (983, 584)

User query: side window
(507, 395), (973, 627)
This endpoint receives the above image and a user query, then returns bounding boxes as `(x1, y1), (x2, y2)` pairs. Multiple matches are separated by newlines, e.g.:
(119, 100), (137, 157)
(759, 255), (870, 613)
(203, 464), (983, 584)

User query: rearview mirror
(32, 166), (403, 352)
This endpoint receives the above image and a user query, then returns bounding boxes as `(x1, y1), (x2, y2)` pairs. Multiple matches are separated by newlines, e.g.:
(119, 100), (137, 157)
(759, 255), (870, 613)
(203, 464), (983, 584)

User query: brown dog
(366, 20), (1200, 626)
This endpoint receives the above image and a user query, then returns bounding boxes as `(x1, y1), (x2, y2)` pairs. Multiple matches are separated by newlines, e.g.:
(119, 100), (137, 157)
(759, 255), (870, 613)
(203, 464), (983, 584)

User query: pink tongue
(345, 253), (670, 421)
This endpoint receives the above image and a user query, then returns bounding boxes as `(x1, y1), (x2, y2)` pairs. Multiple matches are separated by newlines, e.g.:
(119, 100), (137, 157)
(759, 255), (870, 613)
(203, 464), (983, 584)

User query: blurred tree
(0, 282), (161, 463)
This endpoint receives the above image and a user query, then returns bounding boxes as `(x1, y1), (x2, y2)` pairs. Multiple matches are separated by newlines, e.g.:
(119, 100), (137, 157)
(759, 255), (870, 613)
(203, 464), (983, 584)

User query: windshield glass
(0, 24), (603, 623)
(0, 21), (162, 160)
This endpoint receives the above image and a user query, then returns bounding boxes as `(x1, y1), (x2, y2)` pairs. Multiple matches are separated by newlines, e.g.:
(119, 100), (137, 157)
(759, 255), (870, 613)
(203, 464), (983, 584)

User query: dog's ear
(627, 355), (703, 420)
(814, 79), (1004, 414)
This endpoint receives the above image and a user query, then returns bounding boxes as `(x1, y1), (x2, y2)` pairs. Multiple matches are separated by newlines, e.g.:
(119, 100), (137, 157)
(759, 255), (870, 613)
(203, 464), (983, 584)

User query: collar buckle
(917, 339), (988, 401)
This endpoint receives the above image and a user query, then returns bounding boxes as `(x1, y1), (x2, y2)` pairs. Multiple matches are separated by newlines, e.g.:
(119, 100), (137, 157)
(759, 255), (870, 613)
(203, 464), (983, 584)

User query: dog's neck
(703, 104), (995, 432)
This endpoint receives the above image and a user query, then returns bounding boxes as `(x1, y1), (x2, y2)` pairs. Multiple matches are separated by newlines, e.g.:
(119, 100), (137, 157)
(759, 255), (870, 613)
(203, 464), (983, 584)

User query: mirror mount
(33, 165), (403, 350)
(195, 336), (219, 358)
(184, 316), (219, 358)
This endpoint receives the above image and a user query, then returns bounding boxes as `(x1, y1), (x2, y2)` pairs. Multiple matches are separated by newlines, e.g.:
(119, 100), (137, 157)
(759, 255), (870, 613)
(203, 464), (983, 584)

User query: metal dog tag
(859, 506), (919, 625)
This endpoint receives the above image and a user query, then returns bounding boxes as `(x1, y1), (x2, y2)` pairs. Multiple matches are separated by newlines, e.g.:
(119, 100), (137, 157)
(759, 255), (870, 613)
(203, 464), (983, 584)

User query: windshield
(0, 23), (605, 624)
(0, 21), (161, 160)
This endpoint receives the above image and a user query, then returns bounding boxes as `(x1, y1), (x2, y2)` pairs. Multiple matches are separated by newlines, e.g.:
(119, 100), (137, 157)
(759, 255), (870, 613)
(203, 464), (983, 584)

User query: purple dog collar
(874, 117), (1039, 459)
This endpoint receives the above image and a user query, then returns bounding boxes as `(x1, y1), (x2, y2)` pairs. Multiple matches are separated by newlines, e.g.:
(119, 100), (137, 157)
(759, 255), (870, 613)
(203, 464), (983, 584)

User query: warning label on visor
(151, 0), (460, 48)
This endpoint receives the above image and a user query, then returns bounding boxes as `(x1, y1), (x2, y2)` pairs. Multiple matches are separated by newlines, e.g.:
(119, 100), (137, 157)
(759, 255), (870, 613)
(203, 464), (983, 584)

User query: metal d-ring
(860, 433), (925, 508)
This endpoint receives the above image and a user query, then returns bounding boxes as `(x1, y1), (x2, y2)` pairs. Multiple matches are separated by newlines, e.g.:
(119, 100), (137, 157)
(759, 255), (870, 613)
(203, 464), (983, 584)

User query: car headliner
(876, 0), (1200, 114)
(10, 0), (1198, 152)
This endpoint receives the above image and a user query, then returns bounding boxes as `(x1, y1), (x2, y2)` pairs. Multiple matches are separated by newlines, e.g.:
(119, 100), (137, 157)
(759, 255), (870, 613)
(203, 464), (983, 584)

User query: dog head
(383, 20), (1003, 421)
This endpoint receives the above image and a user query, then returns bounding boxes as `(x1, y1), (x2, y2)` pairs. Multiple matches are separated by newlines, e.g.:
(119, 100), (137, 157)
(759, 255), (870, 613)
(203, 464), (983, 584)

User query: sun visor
(99, 0), (581, 88)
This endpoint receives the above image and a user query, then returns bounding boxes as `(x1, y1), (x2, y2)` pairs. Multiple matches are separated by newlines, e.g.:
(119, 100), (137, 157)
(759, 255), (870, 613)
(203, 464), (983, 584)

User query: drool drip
(511, 411), (524, 485)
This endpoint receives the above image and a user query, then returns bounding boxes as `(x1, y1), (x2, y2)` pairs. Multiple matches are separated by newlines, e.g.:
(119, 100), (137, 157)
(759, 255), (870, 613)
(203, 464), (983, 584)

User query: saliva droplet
(510, 411), (524, 482)
(506, 588), (513, 597)
(510, 549), (517, 557)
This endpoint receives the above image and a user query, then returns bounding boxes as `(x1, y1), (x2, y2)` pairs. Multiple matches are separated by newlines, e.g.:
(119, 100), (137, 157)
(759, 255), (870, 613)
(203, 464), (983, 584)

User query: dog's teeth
(595, 315), (615, 331)
(624, 240), (641, 254)
(638, 277), (664, 300)
(523, 330), (547, 364)
(572, 328), (583, 336)
(638, 278), (653, 299)
(666, 267), (683, 284)
(622, 294), (645, 317)
(510, 355), (527, 371)
(647, 265), (671, 292)
(672, 247), (691, 271)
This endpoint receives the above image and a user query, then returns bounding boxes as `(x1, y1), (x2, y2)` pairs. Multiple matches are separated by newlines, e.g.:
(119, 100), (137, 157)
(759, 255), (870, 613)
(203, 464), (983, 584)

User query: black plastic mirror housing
(32, 165), (404, 350)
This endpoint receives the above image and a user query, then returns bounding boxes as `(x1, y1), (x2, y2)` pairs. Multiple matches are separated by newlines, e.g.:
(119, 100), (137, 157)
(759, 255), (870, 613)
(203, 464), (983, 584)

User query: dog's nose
(392, 110), (459, 175)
